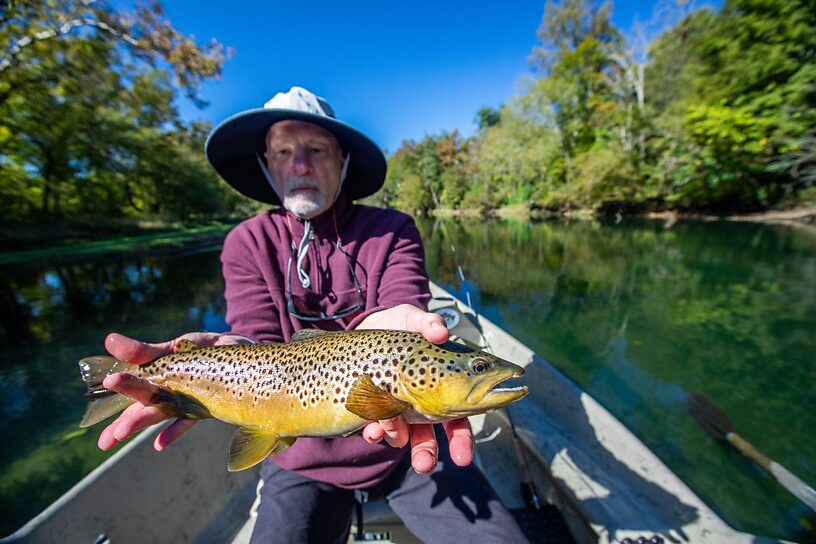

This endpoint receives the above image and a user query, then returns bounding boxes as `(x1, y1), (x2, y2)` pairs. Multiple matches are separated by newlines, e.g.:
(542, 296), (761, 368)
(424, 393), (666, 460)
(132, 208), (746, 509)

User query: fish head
(397, 340), (528, 419)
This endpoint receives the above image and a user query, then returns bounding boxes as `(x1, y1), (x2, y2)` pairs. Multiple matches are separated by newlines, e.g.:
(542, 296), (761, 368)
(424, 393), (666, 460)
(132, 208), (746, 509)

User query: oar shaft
(727, 432), (816, 513)
(769, 462), (816, 512)
(726, 432), (771, 470)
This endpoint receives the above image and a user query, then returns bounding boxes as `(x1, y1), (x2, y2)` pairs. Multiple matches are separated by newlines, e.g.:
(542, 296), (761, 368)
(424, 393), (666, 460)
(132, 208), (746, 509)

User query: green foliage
(674, 104), (776, 209)
(0, 0), (257, 225)
(474, 106), (501, 130)
(385, 0), (815, 215)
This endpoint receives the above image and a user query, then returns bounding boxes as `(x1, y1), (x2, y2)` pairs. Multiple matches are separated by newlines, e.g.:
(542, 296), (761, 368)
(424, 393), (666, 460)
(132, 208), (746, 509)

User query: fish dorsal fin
(228, 427), (296, 472)
(291, 329), (332, 342)
(345, 374), (411, 420)
(174, 339), (201, 353)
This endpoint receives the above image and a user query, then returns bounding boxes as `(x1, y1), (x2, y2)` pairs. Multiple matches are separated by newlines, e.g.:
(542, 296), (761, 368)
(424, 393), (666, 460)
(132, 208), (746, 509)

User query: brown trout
(79, 328), (527, 471)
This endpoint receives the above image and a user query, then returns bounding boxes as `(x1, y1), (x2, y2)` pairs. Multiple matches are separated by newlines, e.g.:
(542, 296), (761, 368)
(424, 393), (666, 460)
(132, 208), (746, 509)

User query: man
(97, 86), (526, 543)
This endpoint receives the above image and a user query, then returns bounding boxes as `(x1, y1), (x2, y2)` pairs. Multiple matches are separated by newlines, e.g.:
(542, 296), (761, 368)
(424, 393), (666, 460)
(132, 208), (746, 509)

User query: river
(0, 217), (814, 540)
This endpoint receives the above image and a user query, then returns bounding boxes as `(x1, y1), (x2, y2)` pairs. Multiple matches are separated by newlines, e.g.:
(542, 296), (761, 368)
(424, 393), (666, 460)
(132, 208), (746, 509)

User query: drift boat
(1, 283), (785, 543)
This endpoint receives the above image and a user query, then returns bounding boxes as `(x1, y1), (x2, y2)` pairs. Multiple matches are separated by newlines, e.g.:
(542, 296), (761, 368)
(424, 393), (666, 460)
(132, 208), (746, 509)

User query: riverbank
(4, 205), (815, 267)
(0, 222), (235, 267)
(433, 204), (816, 226)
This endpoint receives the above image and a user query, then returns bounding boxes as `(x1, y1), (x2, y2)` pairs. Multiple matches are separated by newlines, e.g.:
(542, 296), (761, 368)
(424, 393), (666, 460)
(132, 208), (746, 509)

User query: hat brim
(205, 109), (386, 205)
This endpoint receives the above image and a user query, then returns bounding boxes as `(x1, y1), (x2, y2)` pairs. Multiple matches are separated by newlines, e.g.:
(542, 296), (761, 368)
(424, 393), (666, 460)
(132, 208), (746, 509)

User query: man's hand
(97, 332), (253, 452)
(355, 304), (474, 474)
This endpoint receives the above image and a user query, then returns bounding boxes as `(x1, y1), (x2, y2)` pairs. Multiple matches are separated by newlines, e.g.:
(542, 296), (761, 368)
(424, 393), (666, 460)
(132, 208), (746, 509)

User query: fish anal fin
(345, 374), (411, 420)
(174, 339), (201, 353)
(291, 329), (333, 342)
(228, 428), (295, 472)
(148, 387), (211, 420)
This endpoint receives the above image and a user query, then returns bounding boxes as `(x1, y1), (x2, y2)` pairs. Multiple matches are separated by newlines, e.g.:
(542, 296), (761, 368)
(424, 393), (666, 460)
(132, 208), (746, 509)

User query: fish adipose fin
(78, 356), (136, 428)
(345, 374), (411, 420)
(290, 329), (333, 342)
(228, 428), (296, 472)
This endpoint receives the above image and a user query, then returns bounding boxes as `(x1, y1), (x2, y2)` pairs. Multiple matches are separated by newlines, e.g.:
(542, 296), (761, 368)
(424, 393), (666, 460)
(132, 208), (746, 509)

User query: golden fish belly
(159, 378), (366, 437)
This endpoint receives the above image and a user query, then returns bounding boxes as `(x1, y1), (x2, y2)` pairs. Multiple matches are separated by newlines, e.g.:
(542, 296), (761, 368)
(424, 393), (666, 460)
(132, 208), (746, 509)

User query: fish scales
(78, 329), (528, 471)
(138, 331), (425, 434)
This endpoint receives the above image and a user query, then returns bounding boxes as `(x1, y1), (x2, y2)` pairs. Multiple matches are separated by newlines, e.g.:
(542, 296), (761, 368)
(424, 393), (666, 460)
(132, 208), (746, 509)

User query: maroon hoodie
(220, 196), (430, 488)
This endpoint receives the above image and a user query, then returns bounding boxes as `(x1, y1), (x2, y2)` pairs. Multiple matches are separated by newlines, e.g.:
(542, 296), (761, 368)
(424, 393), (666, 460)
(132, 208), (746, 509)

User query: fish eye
(470, 357), (490, 374)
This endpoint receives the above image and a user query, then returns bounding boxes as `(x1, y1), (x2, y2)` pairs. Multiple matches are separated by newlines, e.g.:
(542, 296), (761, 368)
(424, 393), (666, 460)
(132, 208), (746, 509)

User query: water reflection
(418, 217), (816, 541)
(0, 252), (228, 535)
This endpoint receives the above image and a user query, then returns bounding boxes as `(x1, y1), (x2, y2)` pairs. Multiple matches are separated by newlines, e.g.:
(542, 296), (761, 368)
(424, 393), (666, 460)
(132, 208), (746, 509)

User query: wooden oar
(687, 392), (816, 512)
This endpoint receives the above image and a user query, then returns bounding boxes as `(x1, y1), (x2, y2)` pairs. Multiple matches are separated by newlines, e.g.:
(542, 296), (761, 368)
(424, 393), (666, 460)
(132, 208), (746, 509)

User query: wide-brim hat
(205, 86), (386, 205)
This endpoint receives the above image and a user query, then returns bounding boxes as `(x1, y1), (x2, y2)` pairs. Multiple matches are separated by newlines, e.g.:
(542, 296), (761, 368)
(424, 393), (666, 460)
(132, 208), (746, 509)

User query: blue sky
(160, 1), (700, 153)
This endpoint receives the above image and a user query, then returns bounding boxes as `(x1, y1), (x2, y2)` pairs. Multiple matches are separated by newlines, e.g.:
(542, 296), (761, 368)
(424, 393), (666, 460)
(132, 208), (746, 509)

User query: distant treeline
(1, 1), (815, 228)
(371, 0), (816, 216)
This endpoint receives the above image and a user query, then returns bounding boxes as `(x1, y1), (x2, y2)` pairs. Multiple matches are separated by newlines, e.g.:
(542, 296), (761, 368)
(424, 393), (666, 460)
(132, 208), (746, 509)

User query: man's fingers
(111, 405), (170, 441)
(409, 423), (438, 474)
(97, 403), (166, 449)
(98, 404), (141, 450)
(363, 417), (410, 448)
(105, 332), (173, 364)
(103, 373), (158, 405)
(155, 419), (198, 451)
(105, 331), (237, 365)
(378, 416), (409, 448)
(404, 306), (449, 345)
(443, 418), (473, 466)
(362, 421), (385, 443)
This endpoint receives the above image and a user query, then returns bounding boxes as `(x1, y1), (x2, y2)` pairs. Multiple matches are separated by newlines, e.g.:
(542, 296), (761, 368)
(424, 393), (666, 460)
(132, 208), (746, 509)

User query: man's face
(263, 120), (344, 219)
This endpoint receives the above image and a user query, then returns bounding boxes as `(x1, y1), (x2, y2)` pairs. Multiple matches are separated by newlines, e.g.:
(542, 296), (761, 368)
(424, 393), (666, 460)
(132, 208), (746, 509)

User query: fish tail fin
(78, 355), (135, 428)
(228, 427), (296, 472)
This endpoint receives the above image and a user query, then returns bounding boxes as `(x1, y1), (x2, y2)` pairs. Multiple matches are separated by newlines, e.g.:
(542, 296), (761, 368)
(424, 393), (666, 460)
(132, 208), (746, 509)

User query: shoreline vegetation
(2, 1), (815, 237)
(2, 204), (814, 268)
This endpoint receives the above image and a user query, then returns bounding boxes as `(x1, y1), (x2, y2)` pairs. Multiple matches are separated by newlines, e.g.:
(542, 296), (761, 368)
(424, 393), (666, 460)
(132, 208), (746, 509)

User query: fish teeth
(490, 386), (526, 393)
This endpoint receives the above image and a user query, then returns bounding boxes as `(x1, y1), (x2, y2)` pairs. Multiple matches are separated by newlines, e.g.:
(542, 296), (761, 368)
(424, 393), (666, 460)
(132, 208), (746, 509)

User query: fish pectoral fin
(173, 339), (201, 353)
(290, 329), (333, 342)
(345, 374), (411, 420)
(228, 427), (296, 472)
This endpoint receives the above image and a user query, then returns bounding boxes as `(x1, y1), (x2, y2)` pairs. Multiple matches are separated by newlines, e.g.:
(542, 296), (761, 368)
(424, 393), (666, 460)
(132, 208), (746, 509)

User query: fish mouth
(466, 366), (528, 407)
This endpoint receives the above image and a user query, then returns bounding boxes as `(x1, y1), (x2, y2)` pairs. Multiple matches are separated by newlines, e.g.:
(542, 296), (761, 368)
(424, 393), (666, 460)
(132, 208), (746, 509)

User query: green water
(0, 218), (814, 540)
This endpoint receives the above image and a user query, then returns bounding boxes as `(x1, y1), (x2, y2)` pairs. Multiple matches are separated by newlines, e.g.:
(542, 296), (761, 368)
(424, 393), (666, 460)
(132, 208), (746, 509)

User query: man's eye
(275, 149), (291, 156)
(311, 147), (324, 154)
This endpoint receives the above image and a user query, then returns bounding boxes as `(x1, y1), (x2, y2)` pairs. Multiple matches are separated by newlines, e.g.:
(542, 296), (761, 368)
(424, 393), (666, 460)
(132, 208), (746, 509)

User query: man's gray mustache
(286, 178), (321, 192)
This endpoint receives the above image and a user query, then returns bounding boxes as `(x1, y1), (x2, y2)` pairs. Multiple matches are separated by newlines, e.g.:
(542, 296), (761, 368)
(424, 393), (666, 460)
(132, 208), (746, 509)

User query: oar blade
(686, 392), (734, 440)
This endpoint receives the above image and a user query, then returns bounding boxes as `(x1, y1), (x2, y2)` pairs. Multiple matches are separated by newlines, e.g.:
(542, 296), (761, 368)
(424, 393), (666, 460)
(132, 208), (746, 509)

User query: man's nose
(291, 148), (312, 176)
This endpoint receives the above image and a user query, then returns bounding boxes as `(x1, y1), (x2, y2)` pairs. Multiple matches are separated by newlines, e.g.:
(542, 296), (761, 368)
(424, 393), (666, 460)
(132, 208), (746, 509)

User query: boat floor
(227, 410), (575, 544)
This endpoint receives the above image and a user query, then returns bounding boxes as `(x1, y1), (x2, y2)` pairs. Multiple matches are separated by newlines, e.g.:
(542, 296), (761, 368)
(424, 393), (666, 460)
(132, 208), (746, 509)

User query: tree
(0, 0), (227, 106)
(0, 0), (248, 223)
(530, 0), (623, 161)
